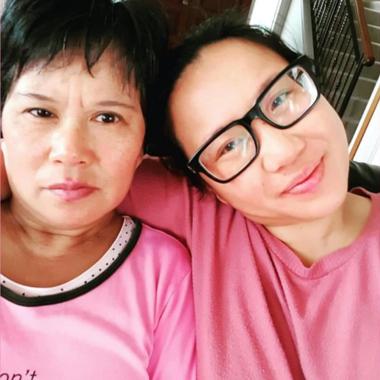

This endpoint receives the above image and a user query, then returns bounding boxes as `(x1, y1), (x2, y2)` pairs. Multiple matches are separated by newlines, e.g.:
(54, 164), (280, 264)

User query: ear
(1, 139), (12, 201)
(200, 174), (229, 205)
(135, 149), (144, 170)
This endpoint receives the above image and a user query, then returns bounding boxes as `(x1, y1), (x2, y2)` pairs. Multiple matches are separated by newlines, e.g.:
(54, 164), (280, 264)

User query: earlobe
(215, 192), (228, 205)
(1, 140), (12, 201)
(1, 139), (8, 164)
(200, 174), (228, 204)
(135, 149), (144, 169)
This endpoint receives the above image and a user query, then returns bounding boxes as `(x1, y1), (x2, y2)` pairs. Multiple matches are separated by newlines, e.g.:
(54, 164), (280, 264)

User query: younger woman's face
(2, 49), (145, 231)
(169, 39), (349, 226)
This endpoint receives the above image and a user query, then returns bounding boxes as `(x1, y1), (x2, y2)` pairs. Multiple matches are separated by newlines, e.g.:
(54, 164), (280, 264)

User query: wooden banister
(353, 0), (375, 65)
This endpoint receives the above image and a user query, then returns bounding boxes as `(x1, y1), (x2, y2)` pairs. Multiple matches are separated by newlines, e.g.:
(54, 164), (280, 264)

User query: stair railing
(310, 0), (374, 116)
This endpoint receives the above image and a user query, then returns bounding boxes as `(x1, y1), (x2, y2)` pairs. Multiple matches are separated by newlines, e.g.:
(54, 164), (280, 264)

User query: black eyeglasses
(187, 56), (320, 183)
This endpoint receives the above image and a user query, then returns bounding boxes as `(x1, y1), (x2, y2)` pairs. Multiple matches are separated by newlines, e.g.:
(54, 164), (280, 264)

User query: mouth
(46, 181), (97, 201)
(281, 158), (324, 196)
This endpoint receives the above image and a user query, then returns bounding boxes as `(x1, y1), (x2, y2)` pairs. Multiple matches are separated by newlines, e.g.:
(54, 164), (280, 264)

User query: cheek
(316, 99), (348, 147)
(93, 121), (144, 164)
(2, 110), (49, 157)
(3, 136), (45, 184)
(100, 139), (143, 191)
(320, 108), (349, 177)
(206, 168), (267, 209)
(109, 151), (142, 179)
(328, 112), (348, 146)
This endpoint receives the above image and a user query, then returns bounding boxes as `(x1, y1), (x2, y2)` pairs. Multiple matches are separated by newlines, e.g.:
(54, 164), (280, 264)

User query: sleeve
(118, 158), (194, 247)
(147, 270), (196, 380)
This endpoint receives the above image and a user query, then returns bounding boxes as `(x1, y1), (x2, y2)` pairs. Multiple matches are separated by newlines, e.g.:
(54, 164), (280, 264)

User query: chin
(43, 219), (93, 232)
(298, 189), (348, 221)
(302, 160), (349, 219)
(40, 209), (106, 232)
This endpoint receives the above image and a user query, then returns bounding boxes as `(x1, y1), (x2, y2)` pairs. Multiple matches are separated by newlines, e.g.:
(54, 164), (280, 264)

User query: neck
(266, 192), (371, 266)
(1, 201), (123, 286)
(4, 201), (122, 258)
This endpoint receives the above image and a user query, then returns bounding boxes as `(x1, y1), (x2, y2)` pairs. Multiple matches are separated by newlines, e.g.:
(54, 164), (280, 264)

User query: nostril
(260, 131), (306, 173)
(50, 150), (88, 165)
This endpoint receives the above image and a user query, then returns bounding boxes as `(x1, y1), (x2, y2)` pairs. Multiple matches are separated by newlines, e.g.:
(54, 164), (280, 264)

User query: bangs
(1, 0), (168, 114)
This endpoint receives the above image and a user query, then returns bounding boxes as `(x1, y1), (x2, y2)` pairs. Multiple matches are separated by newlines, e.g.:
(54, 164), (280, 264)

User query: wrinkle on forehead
(18, 47), (138, 98)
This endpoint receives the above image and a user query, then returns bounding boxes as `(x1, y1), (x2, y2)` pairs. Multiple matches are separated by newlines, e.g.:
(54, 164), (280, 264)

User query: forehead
(172, 38), (288, 102)
(170, 39), (288, 153)
(10, 48), (138, 100)
(198, 38), (286, 71)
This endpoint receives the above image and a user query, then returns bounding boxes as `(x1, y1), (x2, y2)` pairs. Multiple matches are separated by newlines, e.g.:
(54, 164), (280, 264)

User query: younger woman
(123, 12), (380, 380)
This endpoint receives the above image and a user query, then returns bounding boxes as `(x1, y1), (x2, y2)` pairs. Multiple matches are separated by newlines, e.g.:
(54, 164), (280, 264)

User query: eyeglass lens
(259, 66), (318, 126)
(199, 125), (257, 180)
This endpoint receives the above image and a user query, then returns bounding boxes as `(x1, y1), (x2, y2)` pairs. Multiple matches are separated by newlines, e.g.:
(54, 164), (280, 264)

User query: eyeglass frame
(186, 55), (321, 183)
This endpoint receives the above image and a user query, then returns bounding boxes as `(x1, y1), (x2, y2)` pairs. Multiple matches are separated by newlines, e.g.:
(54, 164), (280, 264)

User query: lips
(47, 181), (97, 201)
(282, 159), (324, 195)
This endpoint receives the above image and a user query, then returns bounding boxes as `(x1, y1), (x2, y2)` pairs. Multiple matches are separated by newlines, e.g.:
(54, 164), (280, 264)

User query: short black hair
(1, 0), (168, 122)
(147, 10), (301, 191)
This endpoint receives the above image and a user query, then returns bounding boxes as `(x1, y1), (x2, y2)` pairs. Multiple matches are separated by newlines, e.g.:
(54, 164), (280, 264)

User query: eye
(218, 136), (246, 159)
(270, 91), (290, 111)
(28, 108), (54, 118)
(95, 113), (120, 124)
(222, 140), (239, 154)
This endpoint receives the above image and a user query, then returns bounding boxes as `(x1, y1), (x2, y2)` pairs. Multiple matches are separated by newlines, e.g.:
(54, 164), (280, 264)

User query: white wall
(249, 0), (314, 57)
(249, 0), (283, 30)
(350, 77), (380, 165)
(281, 0), (314, 57)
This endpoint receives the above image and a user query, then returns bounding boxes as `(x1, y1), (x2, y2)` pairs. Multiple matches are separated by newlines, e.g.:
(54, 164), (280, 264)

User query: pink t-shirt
(1, 223), (195, 380)
(123, 158), (380, 380)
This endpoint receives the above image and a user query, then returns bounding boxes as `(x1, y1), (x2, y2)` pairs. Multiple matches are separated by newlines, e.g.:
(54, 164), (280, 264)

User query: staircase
(343, 0), (380, 142)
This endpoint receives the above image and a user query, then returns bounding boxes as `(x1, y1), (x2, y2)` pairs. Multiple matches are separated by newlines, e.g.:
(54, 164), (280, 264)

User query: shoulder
(127, 223), (193, 317)
(133, 157), (184, 189)
(124, 157), (192, 212)
(369, 191), (380, 221)
(349, 190), (380, 240)
(131, 222), (191, 277)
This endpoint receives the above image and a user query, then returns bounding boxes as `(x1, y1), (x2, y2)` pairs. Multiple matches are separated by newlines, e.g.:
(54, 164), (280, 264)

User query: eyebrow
(95, 100), (136, 111)
(16, 92), (53, 101)
(16, 92), (137, 110)
(201, 68), (284, 143)
(251, 72), (280, 104)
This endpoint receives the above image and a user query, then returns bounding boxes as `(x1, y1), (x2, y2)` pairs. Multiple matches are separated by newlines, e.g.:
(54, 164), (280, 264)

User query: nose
(254, 120), (306, 173)
(49, 118), (92, 166)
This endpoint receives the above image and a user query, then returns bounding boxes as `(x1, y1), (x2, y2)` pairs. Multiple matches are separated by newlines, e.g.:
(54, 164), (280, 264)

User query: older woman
(0, 0), (195, 379)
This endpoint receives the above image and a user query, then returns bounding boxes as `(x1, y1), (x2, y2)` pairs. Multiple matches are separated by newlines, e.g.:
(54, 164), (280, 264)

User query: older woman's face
(170, 39), (349, 226)
(2, 49), (145, 231)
